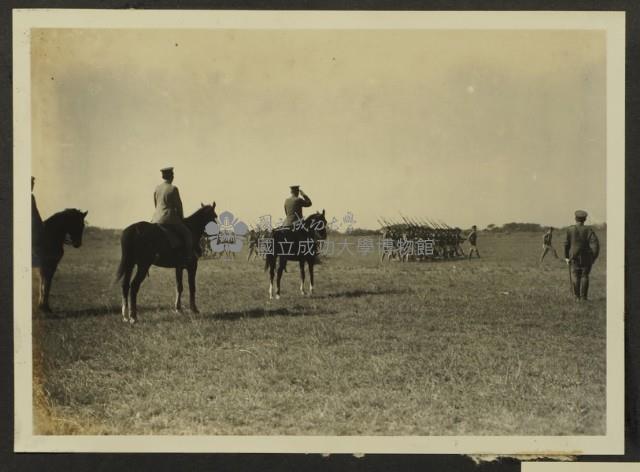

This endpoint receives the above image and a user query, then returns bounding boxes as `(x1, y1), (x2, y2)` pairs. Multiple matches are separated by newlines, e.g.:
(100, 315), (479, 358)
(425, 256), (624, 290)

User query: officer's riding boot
(572, 272), (581, 301)
(580, 274), (590, 301)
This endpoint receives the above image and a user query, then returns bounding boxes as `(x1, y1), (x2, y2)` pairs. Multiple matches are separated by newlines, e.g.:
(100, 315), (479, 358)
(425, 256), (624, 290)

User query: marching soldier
(540, 227), (559, 262)
(454, 227), (466, 257)
(564, 210), (600, 301)
(151, 167), (193, 265)
(467, 225), (480, 259)
(284, 185), (312, 230)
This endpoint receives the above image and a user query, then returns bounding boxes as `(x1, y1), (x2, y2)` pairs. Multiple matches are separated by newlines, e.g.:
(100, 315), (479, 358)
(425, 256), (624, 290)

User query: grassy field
(32, 228), (606, 436)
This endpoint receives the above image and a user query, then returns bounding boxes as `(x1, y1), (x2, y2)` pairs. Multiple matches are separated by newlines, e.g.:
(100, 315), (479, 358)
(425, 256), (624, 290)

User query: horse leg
(174, 267), (184, 313)
(187, 260), (199, 313)
(268, 256), (276, 300)
(308, 261), (314, 296)
(37, 267), (46, 311)
(121, 264), (134, 322)
(299, 259), (306, 296)
(40, 265), (57, 313)
(275, 258), (285, 300)
(129, 263), (150, 324)
(38, 267), (51, 313)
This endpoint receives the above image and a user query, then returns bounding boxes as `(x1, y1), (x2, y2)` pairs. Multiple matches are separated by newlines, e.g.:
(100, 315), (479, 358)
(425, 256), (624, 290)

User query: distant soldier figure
(246, 228), (259, 261)
(284, 185), (312, 229)
(540, 227), (559, 262)
(31, 176), (44, 267)
(151, 167), (193, 265)
(467, 225), (480, 259)
(454, 227), (466, 257)
(564, 210), (600, 301)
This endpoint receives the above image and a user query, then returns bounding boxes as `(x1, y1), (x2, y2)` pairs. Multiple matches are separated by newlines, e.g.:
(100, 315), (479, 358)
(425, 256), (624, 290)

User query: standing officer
(284, 185), (312, 230)
(151, 167), (193, 265)
(540, 227), (559, 262)
(564, 210), (600, 301)
(467, 225), (480, 259)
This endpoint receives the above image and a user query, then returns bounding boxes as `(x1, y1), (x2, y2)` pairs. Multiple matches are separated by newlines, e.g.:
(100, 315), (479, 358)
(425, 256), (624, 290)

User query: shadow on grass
(43, 304), (167, 319)
(314, 288), (411, 299)
(203, 305), (339, 321)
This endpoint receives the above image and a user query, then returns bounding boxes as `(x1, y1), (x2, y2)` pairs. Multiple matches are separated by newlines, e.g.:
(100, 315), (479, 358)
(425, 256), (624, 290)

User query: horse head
(66, 209), (88, 248)
(199, 201), (218, 224)
(306, 209), (327, 240)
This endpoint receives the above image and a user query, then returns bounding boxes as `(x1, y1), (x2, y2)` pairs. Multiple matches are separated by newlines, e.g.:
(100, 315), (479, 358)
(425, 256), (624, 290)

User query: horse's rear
(117, 221), (161, 324)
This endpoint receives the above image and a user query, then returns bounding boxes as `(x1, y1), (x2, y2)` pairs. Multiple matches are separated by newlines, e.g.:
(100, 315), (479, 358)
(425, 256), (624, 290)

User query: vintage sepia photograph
(13, 10), (625, 454)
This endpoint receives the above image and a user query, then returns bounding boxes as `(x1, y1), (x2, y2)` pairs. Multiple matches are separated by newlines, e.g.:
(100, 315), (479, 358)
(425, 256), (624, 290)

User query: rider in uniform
(284, 185), (312, 230)
(151, 167), (193, 265)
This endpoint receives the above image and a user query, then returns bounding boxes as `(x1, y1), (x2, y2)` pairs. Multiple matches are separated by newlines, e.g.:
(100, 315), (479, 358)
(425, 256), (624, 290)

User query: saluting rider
(284, 185), (312, 230)
(151, 167), (193, 265)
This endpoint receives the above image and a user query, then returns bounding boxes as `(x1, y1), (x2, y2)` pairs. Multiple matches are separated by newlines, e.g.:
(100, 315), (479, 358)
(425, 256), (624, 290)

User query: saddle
(156, 224), (183, 249)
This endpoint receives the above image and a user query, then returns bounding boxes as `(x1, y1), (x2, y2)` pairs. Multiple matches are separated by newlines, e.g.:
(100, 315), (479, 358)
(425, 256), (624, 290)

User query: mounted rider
(151, 167), (193, 265)
(283, 185), (312, 231)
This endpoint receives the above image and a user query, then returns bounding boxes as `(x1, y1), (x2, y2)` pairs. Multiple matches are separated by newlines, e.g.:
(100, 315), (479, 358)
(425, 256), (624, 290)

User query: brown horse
(265, 211), (327, 299)
(34, 209), (88, 313)
(116, 202), (217, 324)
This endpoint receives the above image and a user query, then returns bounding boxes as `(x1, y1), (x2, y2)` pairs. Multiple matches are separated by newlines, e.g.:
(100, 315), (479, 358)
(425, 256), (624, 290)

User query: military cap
(290, 185), (300, 191)
(161, 166), (174, 175)
(574, 210), (588, 220)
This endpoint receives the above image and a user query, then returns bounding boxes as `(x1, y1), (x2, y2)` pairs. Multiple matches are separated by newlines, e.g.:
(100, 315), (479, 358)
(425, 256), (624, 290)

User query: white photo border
(12, 9), (626, 454)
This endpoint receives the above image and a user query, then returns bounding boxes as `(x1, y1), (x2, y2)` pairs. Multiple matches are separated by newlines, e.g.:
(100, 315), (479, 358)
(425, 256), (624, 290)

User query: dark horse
(265, 210), (327, 299)
(35, 209), (88, 312)
(116, 202), (218, 324)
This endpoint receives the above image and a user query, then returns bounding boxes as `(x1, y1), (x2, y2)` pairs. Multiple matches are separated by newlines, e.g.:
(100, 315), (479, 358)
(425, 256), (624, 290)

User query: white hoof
(275, 294), (280, 300)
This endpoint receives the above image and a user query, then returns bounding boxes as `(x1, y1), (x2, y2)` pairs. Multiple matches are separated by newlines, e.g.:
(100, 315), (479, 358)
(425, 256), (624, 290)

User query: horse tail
(116, 226), (136, 282)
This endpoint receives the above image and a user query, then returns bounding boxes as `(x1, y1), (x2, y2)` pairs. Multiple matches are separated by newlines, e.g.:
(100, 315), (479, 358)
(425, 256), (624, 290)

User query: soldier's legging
(571, 264), (592, 300)
(540, 244), (559, 262)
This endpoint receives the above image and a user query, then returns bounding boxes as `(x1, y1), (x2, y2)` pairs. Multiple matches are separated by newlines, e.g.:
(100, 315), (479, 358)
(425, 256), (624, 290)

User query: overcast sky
(31, 28), (606, 229)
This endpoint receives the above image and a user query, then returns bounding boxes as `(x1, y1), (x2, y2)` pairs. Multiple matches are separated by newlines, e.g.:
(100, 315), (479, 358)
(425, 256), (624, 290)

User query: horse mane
(44, 208), (83, 225)
(305, 212), (322, 223)
(185, 204), (212, 221)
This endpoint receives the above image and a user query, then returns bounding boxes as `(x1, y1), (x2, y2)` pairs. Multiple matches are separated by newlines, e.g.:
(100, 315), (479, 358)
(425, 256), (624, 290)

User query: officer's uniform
(564, 210), (600, 300)
(467, 227), (480, 258)
(283, 186), (312, 229)
(152, 167), (193, 261)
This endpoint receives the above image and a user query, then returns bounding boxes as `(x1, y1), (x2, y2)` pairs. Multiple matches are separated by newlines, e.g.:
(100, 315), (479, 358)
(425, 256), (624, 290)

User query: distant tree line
(484, 222), (606, 233)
